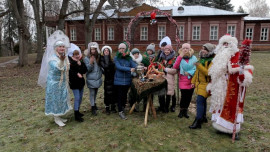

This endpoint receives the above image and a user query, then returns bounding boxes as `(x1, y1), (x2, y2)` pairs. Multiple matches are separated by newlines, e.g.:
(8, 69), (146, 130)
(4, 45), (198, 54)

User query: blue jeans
(72, 89), (84, 111)
(196, 95), (207, 119)
(89, 88), (98, 106)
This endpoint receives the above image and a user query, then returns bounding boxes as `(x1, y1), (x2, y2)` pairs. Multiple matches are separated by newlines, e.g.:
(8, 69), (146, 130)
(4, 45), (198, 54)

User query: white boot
(54, 116), (66, 127)
(59, 117), (67, 123)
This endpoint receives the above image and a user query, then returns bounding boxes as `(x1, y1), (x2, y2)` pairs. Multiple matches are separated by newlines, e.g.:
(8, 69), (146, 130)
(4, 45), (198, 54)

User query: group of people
(38, 30), (253, 140)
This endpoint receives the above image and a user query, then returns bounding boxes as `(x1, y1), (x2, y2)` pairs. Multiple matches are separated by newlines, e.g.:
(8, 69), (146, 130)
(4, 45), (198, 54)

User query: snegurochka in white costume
(207, 34), (254, 140)
(38, 30), (72, 127)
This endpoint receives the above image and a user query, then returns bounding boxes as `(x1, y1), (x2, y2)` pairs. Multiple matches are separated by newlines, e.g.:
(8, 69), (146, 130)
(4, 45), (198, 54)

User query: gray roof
(67, 5), (247, 21)
(244, 16), (270, 21)
(159, 5), (247, 16)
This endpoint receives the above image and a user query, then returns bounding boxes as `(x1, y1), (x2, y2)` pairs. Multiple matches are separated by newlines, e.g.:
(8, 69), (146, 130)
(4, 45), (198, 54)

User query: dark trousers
(196, 95), (207, 119)
(114, 85), (130, 112)
(180, 88), (194, 109)
(166, 93), (176, 109)
(104, 89), (115, 107)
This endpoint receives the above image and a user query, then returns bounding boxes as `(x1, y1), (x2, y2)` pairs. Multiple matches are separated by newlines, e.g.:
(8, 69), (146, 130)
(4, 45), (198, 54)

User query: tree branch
(0, 9), (10, 18)
(63, 10), (84, 17)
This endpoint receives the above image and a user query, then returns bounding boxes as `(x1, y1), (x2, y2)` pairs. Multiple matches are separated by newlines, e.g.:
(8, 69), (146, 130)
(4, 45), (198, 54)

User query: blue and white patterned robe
(45, 54), (72, 116)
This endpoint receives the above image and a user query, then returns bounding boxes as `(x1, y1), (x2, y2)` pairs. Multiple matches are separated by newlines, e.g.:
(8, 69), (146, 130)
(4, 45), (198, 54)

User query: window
(210, 26), (218, 40)
(158, 26), (166, 40)
(107, 27), (114, 41)
(227, 25), (236, 37)
(70, 27), (76, 41)
(245, 28), (253, 40)
(192, 26), (200, 40)
(140, 26), (148, 40)
(95, 28), (101, 41)
(179, 26), (184, 41)
(123, 27), (131, 40)
(260, 27), (269, 41)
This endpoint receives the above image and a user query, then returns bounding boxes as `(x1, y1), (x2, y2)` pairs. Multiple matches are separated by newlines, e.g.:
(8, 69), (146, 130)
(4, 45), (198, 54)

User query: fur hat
(101, 45), (112, 56)
(203, 43), (216, 52)
(54, 40), (65, 49)
(118, 43), (127, 49)
(88, 42), (100, 54)
(131, 48), (140, 55)
(219, 34), (238, 46)
(146, 43), (155, 52)
(164, 44), (173, 52)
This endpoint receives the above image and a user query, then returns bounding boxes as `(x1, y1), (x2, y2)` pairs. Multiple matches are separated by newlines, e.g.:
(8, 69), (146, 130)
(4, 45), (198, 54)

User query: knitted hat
(146, 43), (155, 52)
(118, 43), (127, 49)
(203, 43), (216, 52)
(131, 48), (140, 55)
(101, 45), (112, 55)
(164, 44), (173, 52)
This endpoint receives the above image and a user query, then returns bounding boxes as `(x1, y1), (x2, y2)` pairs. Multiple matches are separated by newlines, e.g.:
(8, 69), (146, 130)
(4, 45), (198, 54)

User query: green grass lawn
(0, 52), (269, 151)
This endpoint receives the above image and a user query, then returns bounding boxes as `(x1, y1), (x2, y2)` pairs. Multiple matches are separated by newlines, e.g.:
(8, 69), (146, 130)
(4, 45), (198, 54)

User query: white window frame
(140, 26), (148, 41)
(158, 25), (166, 40)
(209, 25), (219, 40)
(70, 27), (77, 41)
(95, 27), (101, 41)
(179, 25), (184, 41)
(227, 25), (236, 37)
(260, 27), (269, 41)
(192, 25), (201, 40)
(107, 26), (114, 41)
(123, 26), (131, 40)
(245, 27), (253, 40)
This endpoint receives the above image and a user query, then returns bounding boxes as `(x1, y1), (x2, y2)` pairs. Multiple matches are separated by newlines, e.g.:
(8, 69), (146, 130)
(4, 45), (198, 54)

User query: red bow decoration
(150, 12), (157, 25)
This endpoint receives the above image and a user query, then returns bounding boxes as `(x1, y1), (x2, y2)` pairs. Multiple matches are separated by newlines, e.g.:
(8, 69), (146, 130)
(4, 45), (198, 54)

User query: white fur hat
(101, 45), (112, 55)
(88, 42), (100, 54)
(218, 34), (238, 46)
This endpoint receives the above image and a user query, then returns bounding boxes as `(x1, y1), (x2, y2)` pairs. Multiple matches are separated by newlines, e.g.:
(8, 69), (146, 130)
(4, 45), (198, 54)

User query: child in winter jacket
(114, 42), (137, 120)
(100, 45), (116, 114)
(173, 43), (197, 118)
(68, 43), (87, 122)
(157, 44), (178, 113)
(83, 42), (103, 116)
(189, 43), (215, 129)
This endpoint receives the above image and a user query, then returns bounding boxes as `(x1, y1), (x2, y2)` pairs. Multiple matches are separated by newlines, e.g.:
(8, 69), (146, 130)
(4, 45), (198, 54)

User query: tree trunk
(29, 0), (44, 64)
(58, 0), (69, 32)
(83, 0), (91, 48)
(11, 0), (30, 66)
(88, 0), (107, 42)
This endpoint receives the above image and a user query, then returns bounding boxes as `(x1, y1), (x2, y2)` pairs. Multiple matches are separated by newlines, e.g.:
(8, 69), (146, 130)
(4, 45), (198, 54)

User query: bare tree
(29, 0), (45, 64)
(58, 0), (70, 31)
(81, 0), (91, 47)
(245, 0), (270, 17)
(88, 0), (107, 43)
(10, 0), (31, 66)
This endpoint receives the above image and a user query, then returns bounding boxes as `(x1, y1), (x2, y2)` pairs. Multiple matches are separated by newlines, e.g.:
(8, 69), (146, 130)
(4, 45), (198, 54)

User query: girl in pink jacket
(157, 44), (177, 113)
(173, 43), (197, 118)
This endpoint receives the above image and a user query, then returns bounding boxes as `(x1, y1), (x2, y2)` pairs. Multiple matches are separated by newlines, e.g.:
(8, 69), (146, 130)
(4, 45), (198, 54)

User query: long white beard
(207, 47), (236, 113)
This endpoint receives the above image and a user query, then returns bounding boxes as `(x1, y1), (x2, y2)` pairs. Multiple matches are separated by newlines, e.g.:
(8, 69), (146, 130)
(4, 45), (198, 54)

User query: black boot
(111, 104), (117, 113)
(202, 116), (208, 123)
(105, 106), (110, 115)
(183, 109), (189, 118)
(178, 109), (184, 118)
(92, 106), (97, 116)
(170, 106), (175, 112)
(78, 111), (84, 117)
(74, 111), (84, 122)
(189, 118), (201, 129)
(165, 96), (170, 113)
(94, 103), (98, 110)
